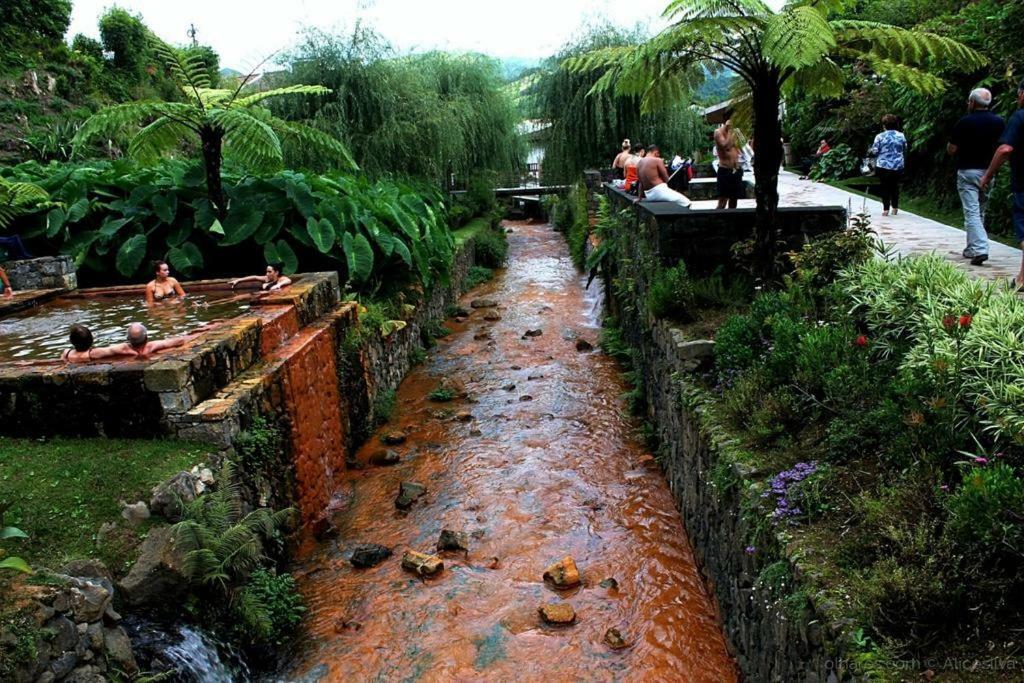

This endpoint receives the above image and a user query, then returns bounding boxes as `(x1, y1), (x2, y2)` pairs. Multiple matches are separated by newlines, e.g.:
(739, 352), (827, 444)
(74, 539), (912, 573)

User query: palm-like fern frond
(151, 39), (212, 102)
(233, 85), (331, 108)
(271, 119), (358, 171)
(763, 5), (836, 69)
(129, 117), (199, 164)
(663, 0), (771, 21)
(213, 108), (284, 170)
(0, 178), (52, 230)
(786, 57), (845, 98)
(833, 21), (987, 70)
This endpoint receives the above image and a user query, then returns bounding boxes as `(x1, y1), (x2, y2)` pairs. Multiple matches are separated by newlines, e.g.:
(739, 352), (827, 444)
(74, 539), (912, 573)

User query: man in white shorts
(637, 145), (692, 208)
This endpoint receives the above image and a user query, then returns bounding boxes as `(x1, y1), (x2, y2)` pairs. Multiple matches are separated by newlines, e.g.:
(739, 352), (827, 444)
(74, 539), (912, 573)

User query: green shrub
(372, 389), (397, 426)
(236, 569), (305, 646)
(810, 144), (861, 180)
(789, 212), (876, 290)
(428, 386), (456, 402)
(647, 261), (694, 321)
(233, 415), (284, 471)
(473, 228), (508, 268)
(462, 266), (494, 291)
(945, 463), (1024, 560)
(714, 314), (760, 373)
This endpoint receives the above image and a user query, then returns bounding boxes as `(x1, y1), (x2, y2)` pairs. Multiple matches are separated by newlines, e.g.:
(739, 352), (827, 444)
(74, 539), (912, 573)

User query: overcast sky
(67, 0), (686, 71)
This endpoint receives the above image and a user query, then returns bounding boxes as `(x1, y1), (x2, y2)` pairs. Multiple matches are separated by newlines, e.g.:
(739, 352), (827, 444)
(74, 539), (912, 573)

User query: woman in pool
(60, 324), (139, 363)
(229, 263), (292, 292)
(146, 260), (187, 304)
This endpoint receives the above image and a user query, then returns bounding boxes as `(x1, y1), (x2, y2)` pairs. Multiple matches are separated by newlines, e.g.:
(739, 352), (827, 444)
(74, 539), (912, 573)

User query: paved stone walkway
(693, 170), (1022, 283)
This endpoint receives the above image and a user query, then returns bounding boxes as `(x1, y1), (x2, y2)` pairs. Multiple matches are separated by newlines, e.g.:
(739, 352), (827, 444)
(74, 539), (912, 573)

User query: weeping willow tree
(568, 0), (986, 275)
(529, 24), (709, 183)
(270, 24), (524, 184)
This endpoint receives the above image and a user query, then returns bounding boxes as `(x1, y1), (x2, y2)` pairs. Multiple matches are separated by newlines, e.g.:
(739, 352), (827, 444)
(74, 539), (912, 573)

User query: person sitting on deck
(612, 139), (632, 180)
(637, 145), (692, 209)
(60, 324), (139, 363)
(0, 266), (12, 298)
(229, 263), (292, 292)
(146, 260), (186, 304)
(623, 144), (645, 193)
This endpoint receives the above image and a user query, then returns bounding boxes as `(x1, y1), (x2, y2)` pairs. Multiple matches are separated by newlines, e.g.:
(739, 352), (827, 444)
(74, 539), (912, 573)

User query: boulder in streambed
(539, 602), (576, 625)
(402, 550), (444, 576)
(369, 450), (401, 467)
(395, 482), (427, 510)
(118, 526), (187, 607)
(483, 311), (502, 322)
(382, 431), (407, 446)
(436, 529), (470, 553)
(350, 543), (393, 568)
(543, 556), (581, 589)
(522, 329), (543, 339)
(604, 627), (630, 650)
(575, 339), (594, 352)
(471, 299), (499, 309)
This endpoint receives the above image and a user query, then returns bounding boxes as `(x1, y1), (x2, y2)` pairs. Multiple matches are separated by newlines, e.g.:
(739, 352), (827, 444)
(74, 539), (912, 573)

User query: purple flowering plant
(763, 461), (818, 524)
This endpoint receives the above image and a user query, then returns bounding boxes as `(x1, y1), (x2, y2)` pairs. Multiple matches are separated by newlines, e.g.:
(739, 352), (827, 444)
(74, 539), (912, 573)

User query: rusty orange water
(282, 220), (737, 682)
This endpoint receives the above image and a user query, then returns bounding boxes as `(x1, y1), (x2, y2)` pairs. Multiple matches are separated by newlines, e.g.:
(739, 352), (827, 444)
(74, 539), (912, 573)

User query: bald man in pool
(109, 322), (220, 359)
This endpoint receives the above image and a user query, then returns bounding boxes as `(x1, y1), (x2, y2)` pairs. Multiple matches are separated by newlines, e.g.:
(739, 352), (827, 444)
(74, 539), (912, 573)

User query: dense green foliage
(0, 0), (72, 68)
(174, 466), (302, 647)
(529, 24), (708, 183)
(270, 25), (523, 183)
(785, 0), (1024, 238)
(712, 239), (1024, 666)
(1, 159), (455, 293)
(550, 183), (590, 269)
(568, 0), (984, 274)
(73, 39), (355, 217)
(647, 262), (694, 322)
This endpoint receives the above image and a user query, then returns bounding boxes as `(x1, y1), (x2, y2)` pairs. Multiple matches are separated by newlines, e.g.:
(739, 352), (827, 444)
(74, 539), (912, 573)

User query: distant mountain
(219, 67), (242, 78)
(696, 71), (736, 105)
(499, 57), (541, 82)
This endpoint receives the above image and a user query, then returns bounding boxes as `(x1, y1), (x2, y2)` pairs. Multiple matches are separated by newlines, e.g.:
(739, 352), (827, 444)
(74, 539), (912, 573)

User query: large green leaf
(220, 206), (265, 246)
(152, 192), (178, 224)
(46, 207), (66, 238)
(66, 197), (90, 223)
(168, 241), (204, 274)
(284, 175), (316, 219)
(99, 217), (133, 237)
(264, 239), (298, 274)
(342, 231), (374, 283)
(0, 557), (31, 574)
(254, 212), (284, 244)
(116, 233), (148, 277)
(307, 216), (336, 253)
(392, 238), (413, 267)
(0, 526), (28, 540)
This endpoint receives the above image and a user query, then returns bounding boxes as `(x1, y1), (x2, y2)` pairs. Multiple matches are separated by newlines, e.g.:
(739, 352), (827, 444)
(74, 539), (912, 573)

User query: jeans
(875, 167), (902, 211)
(957, 169), (989, 256)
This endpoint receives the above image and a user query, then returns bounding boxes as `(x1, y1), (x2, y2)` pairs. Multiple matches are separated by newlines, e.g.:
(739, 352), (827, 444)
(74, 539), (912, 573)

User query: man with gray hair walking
(948, 87), (1005, 266)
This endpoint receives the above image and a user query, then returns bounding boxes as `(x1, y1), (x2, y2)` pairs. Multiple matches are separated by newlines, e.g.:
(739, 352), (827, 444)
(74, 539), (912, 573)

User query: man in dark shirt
(982, 79), (1024, 288)
(948, 88), (1004, 265)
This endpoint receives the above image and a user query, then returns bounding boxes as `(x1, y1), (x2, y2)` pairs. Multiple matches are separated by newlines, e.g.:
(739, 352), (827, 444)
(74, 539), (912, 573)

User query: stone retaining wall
(600, 195), (850, 681)
(1, 256), (77, 291)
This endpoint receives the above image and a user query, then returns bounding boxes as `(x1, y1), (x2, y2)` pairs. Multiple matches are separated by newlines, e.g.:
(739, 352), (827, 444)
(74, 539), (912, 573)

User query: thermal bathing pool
(0, 289), (251, 362)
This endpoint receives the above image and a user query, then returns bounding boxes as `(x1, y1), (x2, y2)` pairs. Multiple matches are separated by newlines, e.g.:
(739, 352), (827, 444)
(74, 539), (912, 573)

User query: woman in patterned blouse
(870, 114), (909, 217)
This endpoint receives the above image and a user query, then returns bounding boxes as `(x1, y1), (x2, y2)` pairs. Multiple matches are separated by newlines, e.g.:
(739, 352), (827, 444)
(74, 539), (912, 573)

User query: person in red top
(623, 144), (645, 192)
(816, 139), (831, 157)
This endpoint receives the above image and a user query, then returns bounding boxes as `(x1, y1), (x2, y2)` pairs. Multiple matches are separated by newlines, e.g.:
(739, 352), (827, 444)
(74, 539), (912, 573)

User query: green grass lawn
(0, 437), (216, 573)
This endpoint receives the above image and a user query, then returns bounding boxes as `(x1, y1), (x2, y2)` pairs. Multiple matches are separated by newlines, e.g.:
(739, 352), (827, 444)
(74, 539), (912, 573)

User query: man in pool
(229, 263), (292, 292)
(60, 324), (139, 363)
(0, 266), (12, 298)
(113, 322), (197, 359)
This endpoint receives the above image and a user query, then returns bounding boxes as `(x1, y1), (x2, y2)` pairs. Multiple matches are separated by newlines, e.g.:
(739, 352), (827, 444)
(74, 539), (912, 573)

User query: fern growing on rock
(74, 39), (356, 219)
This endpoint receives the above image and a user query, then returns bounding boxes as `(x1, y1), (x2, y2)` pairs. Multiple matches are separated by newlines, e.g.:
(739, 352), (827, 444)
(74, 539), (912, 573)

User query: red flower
(855, 335), (868, 347)
(942, 315), (956, 331)
(959, 314), (973, 329)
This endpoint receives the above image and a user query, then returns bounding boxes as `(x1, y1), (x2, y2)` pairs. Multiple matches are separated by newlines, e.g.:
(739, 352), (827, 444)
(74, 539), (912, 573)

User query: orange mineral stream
(281, 219), (738, 682)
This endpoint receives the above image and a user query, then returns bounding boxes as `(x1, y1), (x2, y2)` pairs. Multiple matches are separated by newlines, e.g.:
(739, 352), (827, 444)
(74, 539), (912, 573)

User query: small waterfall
(123, 616), (250, 682)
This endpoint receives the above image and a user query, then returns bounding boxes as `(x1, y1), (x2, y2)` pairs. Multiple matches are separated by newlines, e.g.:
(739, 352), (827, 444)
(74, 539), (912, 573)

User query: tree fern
(74, 38), (355, 217)
(567, 0), (986, 276)
(0, 178), (54, 230)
